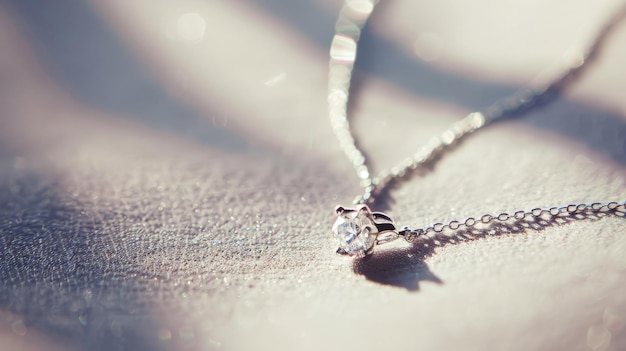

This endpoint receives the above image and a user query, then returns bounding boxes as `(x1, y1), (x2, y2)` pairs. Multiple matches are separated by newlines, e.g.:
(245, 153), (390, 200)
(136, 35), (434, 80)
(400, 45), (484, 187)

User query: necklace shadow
(352, 208), (624, 291)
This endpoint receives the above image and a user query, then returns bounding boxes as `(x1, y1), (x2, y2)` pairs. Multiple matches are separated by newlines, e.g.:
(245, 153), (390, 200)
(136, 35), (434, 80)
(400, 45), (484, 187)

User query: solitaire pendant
(332, 205), (401, 256)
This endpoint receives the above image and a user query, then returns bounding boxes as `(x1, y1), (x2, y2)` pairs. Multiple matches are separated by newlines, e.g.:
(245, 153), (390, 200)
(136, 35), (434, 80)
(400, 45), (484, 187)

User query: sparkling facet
(332, 210), (374, 255)
(334, 220), (358, 244)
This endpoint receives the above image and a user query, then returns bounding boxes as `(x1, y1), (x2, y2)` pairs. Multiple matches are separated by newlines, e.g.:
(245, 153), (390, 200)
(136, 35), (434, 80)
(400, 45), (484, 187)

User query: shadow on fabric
(353, 207), (625, 291)
(0, 155), (166, 351)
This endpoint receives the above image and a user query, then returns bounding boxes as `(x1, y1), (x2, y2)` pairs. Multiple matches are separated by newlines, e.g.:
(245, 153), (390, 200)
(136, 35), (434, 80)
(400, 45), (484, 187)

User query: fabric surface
(1, 0), (625, 350)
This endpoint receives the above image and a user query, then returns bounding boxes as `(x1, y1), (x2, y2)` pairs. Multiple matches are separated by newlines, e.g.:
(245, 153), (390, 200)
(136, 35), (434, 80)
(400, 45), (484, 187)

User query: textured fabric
(1, 1), (625, 350)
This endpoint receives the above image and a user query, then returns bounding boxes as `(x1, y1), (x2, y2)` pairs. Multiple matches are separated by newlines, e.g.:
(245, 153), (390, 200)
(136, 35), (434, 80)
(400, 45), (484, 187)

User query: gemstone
(332, 208), (374, 255)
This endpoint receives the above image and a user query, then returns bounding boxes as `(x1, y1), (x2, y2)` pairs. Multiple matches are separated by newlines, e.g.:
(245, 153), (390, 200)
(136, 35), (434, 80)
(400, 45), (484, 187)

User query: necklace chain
(395, 202), (626, 243)
(328, 0), (626, 254)
(329, 1), (624, 205)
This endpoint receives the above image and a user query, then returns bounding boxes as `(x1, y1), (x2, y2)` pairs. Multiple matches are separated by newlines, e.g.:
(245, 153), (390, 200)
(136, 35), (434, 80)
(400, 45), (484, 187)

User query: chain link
(399, 201), (626, 241)
(328, 1), (626, 205)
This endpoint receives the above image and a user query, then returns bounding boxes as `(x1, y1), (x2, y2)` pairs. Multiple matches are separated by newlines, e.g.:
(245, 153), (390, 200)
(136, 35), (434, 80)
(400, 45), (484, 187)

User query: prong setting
(335, 206), (345, 215)
(331, 204), (399, 256)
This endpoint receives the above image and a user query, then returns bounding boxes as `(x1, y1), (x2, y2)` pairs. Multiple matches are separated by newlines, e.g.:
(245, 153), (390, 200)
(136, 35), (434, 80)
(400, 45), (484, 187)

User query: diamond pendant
(332, 205), (400, 256)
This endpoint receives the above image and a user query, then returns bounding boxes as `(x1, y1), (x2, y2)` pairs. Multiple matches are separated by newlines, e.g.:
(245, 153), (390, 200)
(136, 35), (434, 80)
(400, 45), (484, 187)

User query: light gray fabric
(1, 1), (625, 350)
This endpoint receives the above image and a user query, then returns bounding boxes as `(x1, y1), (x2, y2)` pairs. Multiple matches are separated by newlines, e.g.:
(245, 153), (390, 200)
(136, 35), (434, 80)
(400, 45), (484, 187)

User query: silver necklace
(328, 0), (626, 256)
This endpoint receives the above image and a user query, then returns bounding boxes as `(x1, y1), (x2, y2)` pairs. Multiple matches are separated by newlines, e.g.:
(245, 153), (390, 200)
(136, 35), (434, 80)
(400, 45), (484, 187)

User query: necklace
(328, 0), (626, 256)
